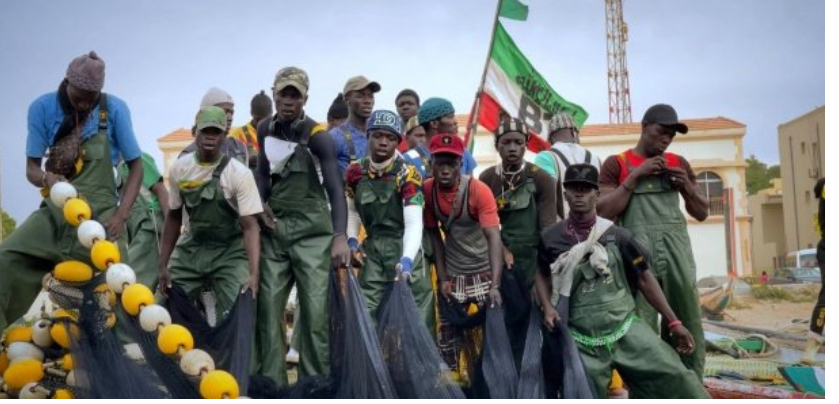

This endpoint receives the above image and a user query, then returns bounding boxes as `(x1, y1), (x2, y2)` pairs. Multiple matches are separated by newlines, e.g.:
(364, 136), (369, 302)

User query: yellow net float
(77, 220), (106, 249)
(94, 283), (117, 308)
(62, 198), (91, 227)
(121, 284), (154, 316)
(157, 324), (194, 356)
(139, 304), (172, 333)
(53, 388), (74, 399)
(91, 240), (121, 271)
(4, 325), (33, 345)
(49, 182), (78, 209)
(199, 370), (239, 399)
(2, 359), (45, 390)
(49, 311), (80, 350)
(105, 263), (137, 294)
(53, 261), (94, 285)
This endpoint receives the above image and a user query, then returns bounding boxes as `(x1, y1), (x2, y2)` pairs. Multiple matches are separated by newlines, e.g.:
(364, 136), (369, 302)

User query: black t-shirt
(537, 221), (651, 290)
(815, 178), (825, 238)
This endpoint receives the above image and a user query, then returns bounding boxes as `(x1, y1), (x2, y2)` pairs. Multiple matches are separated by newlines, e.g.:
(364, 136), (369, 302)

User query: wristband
(667, 320), (683, 330)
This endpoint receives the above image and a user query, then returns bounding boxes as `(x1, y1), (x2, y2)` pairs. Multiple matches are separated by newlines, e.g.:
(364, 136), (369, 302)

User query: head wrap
(493, 118), (530, 143)
(66, 51), (105, 92)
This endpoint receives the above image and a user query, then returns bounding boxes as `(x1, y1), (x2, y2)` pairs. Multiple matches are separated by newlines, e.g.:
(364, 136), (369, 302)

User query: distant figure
(759, 271), (769, 285)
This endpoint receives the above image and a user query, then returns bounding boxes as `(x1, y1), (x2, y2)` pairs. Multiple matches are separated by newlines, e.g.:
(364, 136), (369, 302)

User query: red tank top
(616, 149), (682, 184)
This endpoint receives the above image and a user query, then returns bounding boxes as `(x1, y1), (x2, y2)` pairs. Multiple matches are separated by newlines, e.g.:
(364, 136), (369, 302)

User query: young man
(326, 93), (349, 131)
(535, 163), (709, 399)
(330, 76), (381, 176)
(802, 177), (825, 364)
(254, 67), (350, 385)
(402, 116), (431, 180)
(229, 90), (273, 170)
(181, 87), (249, 165)
(345, 110), (432, 332)
(0, 51), (143, 331)
(118, 152), (169, 289)
(597, 104), (709, 380)
(478, 118), (556, 366)
(417, 97), (477, 176)
(395, 89), (420, 153)
(534, 112), (602, 219)
(424, 133), (504, 387)
(158, 106), (261, 320)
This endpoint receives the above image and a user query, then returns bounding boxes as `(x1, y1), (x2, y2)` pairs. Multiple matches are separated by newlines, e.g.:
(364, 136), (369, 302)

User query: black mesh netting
(328, 267), (397, 399)
(542, 296), (595, 399)
(67, 276), (168, 399)
(499, 267), (531, 371)
(479, 304), (518, 399)
(247, 375), (337, 399)
(516, 305), (546, 399)
(165, 285), (256, 393)
(376, 280), (465, 399)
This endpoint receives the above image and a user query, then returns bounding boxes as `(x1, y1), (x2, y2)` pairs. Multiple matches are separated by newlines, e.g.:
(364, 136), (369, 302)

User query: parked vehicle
(774, 267), (822, 284)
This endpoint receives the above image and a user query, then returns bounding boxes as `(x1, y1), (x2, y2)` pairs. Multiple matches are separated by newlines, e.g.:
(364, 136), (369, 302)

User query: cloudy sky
(0, 0), (824, 222)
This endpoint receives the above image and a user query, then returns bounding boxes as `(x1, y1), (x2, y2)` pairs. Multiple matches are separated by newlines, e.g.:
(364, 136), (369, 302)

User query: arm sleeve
(534, 151), (558, 179)
(111, 98), (142, 162)
(598, 156), (622, 188)
(346, 197), (361, 239)
(255, 121), (271, 202)
(26, 99), (49, 158)
(309, 129), (348, 234)
(401, 205), (423, 260)
(471, 180), (501, 228)
(535, 169), (558, 230)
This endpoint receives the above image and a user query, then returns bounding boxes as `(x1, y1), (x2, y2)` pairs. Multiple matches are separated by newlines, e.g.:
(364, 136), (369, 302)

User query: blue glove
(398, 257), (413, 275)
(348, 237), (359, 252)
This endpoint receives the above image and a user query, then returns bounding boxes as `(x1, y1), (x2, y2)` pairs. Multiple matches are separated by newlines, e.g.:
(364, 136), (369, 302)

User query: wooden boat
(700, 277), (735, 317)
(704, 378), (823, 399)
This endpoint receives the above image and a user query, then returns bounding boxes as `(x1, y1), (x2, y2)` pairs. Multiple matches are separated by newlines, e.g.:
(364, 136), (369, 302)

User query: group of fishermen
(1, 51), (768, 399)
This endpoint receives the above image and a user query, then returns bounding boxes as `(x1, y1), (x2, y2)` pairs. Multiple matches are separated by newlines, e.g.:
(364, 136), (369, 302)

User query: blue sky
(0, 0), (825, 222)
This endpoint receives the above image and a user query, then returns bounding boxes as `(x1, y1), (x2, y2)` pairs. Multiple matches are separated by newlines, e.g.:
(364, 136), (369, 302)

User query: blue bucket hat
(366, 110), (404, 140)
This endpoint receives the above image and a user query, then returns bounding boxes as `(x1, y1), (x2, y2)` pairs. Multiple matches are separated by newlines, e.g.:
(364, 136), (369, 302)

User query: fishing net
(165, 285), (255, 392)
(479, 304), (518, 399)
(376, 279), (465, 399)
(516, 305), (546, 399)
(328, 267), (397, 399)
(499, 268), (530, 370)
(542, 296), (595, 399)
(247, 375), (337, 399)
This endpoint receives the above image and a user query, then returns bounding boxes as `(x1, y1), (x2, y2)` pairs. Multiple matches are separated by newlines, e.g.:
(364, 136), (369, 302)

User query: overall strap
(342, 126), (357, 161)
(213, 155), (232, 179)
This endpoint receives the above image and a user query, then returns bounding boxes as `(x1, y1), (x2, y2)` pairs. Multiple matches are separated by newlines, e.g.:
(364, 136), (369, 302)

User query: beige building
(159, 115), (752, 280)
(748, 179), (786, 272)
(778, 106), (824, 252)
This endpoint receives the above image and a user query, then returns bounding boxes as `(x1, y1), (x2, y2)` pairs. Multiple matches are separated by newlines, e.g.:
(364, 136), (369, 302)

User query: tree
(1, 209), (15, 241)
(746, 155), (781, 195)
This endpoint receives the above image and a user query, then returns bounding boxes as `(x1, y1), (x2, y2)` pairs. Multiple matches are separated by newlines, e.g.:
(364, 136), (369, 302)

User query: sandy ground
(724, 297), (817, 337)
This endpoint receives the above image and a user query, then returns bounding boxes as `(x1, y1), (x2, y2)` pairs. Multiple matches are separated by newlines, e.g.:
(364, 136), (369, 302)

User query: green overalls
(494, 165), (540, 368)
(0, 95), (128, 331)
(255, 131), (332, 385)
(353, 159), (433, 334)
(168, 156), (249, 319)
(617, 160), (706, 380)
(562, 235), (709, 399)
(117, 163), (163, 289)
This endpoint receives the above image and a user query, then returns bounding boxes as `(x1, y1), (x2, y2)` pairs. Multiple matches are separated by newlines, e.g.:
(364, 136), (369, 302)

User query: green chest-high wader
(168, 156), (249, 321)
(354, 160), (433, 334)
(117, 165), (163, 290)
(494, 166), (540, 369)
(0, 95), (128, 331)
(255, 130), (332, 385)
(617, 158), (706, 381)
(560, 237), (709, 399)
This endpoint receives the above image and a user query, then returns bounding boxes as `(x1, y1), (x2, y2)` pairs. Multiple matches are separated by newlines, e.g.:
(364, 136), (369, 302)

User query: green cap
(195, 106), (227, 132)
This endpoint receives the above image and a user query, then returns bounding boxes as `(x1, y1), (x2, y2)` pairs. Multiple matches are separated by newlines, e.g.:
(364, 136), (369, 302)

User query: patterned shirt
(345, 156), (424, 207)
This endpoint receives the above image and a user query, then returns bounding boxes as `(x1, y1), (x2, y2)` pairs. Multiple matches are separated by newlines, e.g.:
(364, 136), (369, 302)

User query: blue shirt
(26, 92), (142, 166)
(404, 145), (477, 180)
(329, 122), (368, 176)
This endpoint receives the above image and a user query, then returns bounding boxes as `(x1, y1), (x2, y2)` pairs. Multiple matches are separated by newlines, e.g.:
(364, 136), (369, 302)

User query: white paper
(264, 137), (297, 174)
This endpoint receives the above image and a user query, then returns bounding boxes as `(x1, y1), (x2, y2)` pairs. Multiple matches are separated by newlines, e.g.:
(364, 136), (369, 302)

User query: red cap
(429, 134), (464, 157)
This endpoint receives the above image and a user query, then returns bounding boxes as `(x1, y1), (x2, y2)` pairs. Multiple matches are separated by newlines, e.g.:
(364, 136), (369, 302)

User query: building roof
(157, 128), (192, 143)
(455, 115), (745, 136)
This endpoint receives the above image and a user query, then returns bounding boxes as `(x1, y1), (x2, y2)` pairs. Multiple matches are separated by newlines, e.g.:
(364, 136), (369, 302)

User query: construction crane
(605, 0), (632, 124)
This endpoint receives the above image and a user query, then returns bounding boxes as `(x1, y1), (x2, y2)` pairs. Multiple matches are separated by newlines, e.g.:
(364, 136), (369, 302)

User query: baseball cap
(642, 104), (689, 134)
(429, 134), (464, 157)
(195, 106), (228, 132)
(343, 76), (381, 95)
(563, 163), (599, 190)
(366, 110), (404, 140)
(273, 67), (309, 97)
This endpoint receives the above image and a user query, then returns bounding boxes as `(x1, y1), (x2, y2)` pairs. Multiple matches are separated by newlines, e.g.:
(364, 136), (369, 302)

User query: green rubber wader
(617, 172), (706, 381)
(353, 163), (433, 334)
(565, 241), (709, 399)
(0, 113), (127, 331)
(255, 139), (332, 385)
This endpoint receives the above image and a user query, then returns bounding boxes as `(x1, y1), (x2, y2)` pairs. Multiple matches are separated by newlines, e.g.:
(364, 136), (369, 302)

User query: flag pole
(466, 0), (504, 149)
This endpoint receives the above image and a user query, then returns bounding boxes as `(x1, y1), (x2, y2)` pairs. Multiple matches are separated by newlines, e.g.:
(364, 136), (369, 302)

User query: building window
(697, 171), (724, 216)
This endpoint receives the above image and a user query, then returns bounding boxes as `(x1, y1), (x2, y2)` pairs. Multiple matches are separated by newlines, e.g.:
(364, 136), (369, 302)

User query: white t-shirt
(168, 153), (263, 217)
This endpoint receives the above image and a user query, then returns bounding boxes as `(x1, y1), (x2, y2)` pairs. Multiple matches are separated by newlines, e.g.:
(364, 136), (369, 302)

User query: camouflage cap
(195, 106), (227, 132)
(273, 66), (309, 97)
